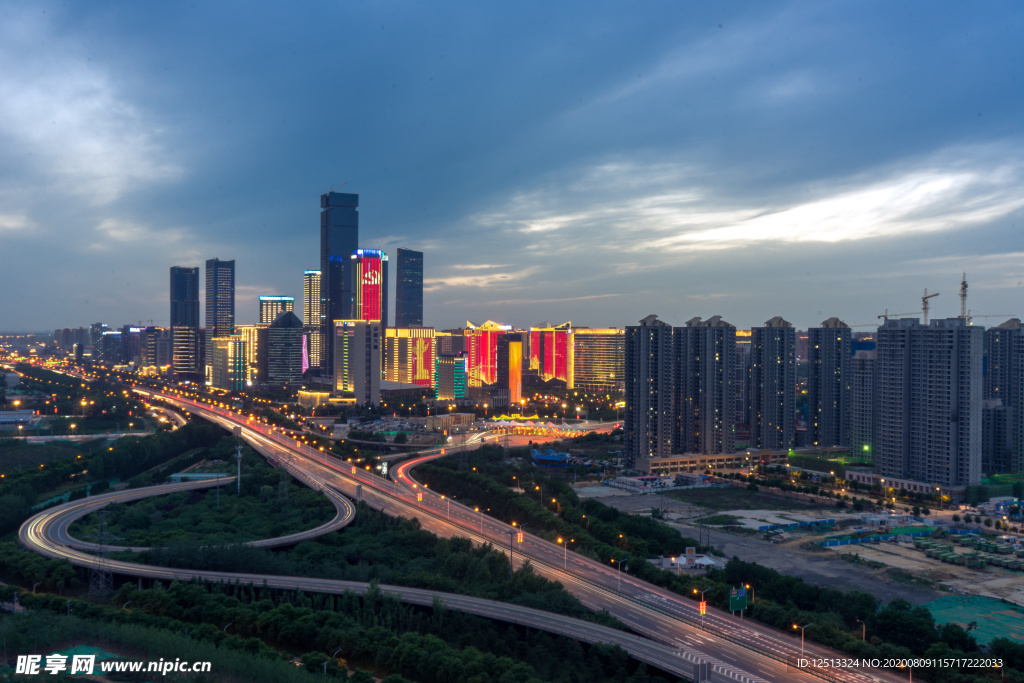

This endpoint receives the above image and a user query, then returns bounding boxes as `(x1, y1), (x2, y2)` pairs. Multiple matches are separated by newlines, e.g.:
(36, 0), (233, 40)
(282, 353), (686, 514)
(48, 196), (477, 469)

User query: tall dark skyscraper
(624, 314), (673, 471)
(320, 192), (359, 375)
(395, 248), (424, 327)
(170, 266), (200, 329)
(807, 317), (851, 448)
(674, 316), (736, 456)
(205, 258), (235, 372)
(170, 266), (200, 375)
(750, 316), (796, 450)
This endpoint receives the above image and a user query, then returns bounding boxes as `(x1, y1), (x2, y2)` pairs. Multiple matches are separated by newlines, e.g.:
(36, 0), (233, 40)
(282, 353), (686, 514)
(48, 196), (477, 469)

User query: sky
(2, 1), (1023, 333)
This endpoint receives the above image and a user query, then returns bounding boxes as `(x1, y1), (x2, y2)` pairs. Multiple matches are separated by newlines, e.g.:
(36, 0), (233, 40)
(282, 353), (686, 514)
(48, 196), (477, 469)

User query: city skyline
(2, 3), (1024, 331)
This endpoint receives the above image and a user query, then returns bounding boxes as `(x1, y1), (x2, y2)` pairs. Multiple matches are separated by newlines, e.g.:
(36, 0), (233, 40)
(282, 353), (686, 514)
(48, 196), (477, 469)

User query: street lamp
(854, 618), (865, 641)
(441, 495), (450, 520)
(793, 623), (813, 656)
(613, 557), (628, 592)
(557, 537), (573, 571)
(475, 507), (483, 534)
(745, 583), (755, 605)
(693, 587), (711, 628)
(509, 523), (528, 581)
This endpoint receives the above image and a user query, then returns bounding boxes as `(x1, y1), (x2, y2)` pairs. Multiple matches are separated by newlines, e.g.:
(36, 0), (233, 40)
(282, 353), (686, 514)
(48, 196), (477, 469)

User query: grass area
(0, 437), (105, 471)
(785, 453), (872, 476)
(665, 486), (825, 512)
(695, 514), (742, 526)
(70, 448), (335, 546)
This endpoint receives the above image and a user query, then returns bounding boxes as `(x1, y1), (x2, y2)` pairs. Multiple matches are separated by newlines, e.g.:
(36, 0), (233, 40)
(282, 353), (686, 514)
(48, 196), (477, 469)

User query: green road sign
(729, 587), (747, 611)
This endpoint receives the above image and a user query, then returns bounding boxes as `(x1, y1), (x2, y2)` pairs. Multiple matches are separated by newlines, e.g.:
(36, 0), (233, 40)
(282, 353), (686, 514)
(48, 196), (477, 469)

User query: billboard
(412, 336), (433, 387)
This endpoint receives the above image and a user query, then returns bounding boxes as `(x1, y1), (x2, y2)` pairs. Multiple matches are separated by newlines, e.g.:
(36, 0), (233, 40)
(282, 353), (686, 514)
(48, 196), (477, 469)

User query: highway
(45, 475), (356, 554)
(22, 383), (906, 683)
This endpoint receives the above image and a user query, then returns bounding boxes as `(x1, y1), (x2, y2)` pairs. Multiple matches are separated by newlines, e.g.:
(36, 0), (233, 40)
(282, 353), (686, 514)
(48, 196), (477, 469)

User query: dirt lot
(578, 486), (944, 604)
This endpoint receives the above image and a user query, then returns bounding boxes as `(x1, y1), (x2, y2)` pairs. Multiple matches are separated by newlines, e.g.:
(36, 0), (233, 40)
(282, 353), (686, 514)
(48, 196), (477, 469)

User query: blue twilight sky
(2, 2), (1023, 333)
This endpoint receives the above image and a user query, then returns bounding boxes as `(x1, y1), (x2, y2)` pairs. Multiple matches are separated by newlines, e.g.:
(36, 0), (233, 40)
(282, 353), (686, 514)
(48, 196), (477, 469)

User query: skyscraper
(170, 266), (200, 376)
(496, 332), (526, 406)
(985, 319), (1024, 473)
(384, 327), (436, 387)
(876, 318), (982, 489)
(320, 192), (359, 376)
(395, 248), (424, 328)
(807, 317), (851, 448)
(303, 270), (323, 369)
(572, 328), (625, 393)
(259, 296), (295, 324)
(674, 316), (736, 456)
(334, 320), (380, 405)
(265, 311), (305, 386)
(624, 315), (673, 471)
(529, 322), (574, 388)
(750, 316), (796, 450)
(435, 352), (467, 400)
(352, 249), (389, 324)
(205, 258), (235, 374)
(211, 336), (247, 391)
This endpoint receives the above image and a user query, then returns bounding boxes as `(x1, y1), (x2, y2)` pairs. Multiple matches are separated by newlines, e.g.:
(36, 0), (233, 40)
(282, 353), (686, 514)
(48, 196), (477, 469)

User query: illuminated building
(808, 318), (851, 448)
(876, 318), (981, 488)
(624, 315), (673, 471)
(170, 266), (200, 375)
(496, 333), (525, 406)
(100, 331), (122, 365)
(436, 331), (466, 355)
(259, 296), (295, 324)
(334, 320), (381, 405)
(384, 327), (435, 387)
(395, 248), (423, 327)
(674, 316), (735, 456)
(320, 192), (359, 376)
(172, 326), (200, 377)
(465, 320), (511, 386)
(211, 336), (247, 391)
(266, 311), (305, 386)
(238, 324), (268, 382)
(352, 249), (389, 324)
(435, 352), (467, 400)
(572, 328), (624, 392)
(751, 317), (796, 450)
(850, 346), (877, 462)
(529, 322), (574, 387)
(204, 258), (235, 376)
(303, 270), (322, 368)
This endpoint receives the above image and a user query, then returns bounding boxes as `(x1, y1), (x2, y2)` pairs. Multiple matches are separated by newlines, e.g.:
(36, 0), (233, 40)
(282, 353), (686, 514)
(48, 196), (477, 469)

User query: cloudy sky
(2, 2), (1023, 332)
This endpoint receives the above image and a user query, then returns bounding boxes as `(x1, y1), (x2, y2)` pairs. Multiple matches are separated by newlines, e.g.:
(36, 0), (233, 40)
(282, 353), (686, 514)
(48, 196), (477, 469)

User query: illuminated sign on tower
(352, 249), (389, 323)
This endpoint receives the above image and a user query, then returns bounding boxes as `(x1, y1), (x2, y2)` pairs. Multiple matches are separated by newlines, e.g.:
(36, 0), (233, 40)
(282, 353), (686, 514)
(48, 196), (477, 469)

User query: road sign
(699, 601), (707, 615)
(416, 492), (423, 502)
(729, 587), (747, 611)
(516, 531), (524, 543)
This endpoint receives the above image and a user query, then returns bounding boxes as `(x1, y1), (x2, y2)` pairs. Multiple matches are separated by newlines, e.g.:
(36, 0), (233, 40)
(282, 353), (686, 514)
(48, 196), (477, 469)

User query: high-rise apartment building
(320, 192), (359, 376)
(259, 296), (295, 324)
(303, 270), (322, 368)
(876, 318), (982, 488)
(572, 328), (625, 393)
(735, 330), (752, 428)
(850, 346), (877, 461)
(395, 248), (424, 328)
(807, 318), (851, 448)
(674, 316), (735, 456)
(750, 317), (796, 450)
(170, 266), (200, 376)
(205, 258), (235, 374)
(334, 320), (380, 405)
(624, 315), (673, 471)
(985, 319), (1023, 473)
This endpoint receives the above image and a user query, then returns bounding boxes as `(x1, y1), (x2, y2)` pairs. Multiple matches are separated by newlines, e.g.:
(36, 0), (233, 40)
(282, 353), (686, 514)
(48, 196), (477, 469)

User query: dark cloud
(1, 1), (1022, 331)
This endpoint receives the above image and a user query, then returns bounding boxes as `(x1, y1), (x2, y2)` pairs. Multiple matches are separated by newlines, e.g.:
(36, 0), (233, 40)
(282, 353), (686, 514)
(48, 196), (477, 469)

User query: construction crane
(329, 181), (348, 193)
(877, 309), (918, 322)
(964, 312), (1017, 326)
(922, 289), (940, 325)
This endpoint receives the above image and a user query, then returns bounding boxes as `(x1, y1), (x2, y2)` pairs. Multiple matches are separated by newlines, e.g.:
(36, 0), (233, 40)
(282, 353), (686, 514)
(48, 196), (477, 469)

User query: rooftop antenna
(923, 289), (940, 325)
(959, 273), (968, 319)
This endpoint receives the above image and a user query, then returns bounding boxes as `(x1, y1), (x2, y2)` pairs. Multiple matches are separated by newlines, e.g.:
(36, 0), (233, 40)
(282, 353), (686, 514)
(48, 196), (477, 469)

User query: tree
(920, 507), (930, 516)
(951, 514), (961, 523)
(984, 518), (994, 528)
